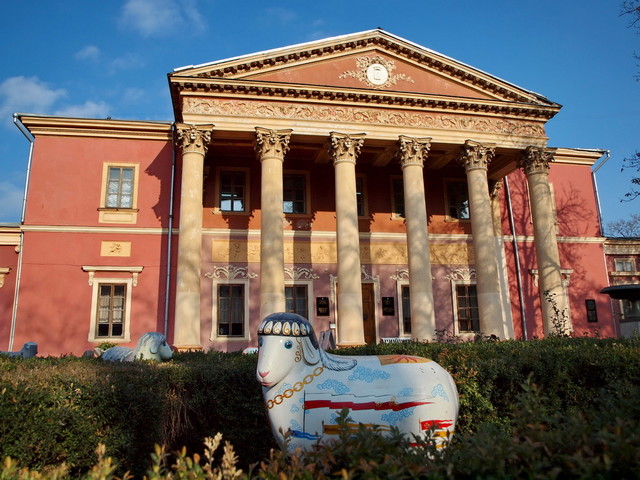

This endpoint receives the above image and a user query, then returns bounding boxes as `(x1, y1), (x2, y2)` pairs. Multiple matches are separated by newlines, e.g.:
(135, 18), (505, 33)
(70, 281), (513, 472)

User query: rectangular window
(219, 171), (246, 212)
(285, 285), (308, 318)
(106, 167), (134, 209)
(445, 181), (470, 220)
(401, 285), (411, 335)
(615, 258), (635, 272)
(585, 299), (598, 323)
(392, 177), (405, 218)
(217, 284), (245, 336)
(283, 174), (306, 214)
(96, 283), (126, 338)
(456, 284), (479, 332)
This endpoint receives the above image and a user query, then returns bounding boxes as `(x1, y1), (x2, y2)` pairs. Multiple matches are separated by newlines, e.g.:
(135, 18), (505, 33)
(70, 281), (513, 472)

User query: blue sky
(1, 0), (638, 230)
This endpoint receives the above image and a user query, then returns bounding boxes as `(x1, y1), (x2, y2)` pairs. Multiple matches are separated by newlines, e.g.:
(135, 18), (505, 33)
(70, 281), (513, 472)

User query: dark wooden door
(362, 283), (376, 344)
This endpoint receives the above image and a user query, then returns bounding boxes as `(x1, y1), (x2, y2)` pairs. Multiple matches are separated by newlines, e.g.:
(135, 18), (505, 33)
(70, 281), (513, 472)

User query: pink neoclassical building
(0, 30), (616, 356)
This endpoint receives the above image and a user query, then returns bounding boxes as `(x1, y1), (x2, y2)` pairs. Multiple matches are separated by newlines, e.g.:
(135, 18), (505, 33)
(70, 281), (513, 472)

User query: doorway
(362, 283), (376, 344)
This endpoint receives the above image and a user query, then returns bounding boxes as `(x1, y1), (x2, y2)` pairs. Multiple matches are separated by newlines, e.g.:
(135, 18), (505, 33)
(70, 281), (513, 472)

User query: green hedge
(1, 337), (639, 478)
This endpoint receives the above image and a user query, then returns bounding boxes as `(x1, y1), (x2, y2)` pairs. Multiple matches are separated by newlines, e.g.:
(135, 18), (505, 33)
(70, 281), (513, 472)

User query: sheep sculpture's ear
(299, 336), (322, 365)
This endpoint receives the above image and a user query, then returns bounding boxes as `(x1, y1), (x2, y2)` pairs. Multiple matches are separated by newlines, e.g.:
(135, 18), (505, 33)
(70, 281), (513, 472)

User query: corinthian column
(519, 146), (569, 336)
(174, 123), (213, 350)
(255, 127), (292, 319)
(458, 140), (508, 338)
(329, 132), (366, 346)
(397, 136), (436, 341)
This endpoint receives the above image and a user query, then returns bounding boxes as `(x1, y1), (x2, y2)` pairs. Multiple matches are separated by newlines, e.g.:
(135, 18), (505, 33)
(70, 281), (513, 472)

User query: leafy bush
(1, 337), (638, 478)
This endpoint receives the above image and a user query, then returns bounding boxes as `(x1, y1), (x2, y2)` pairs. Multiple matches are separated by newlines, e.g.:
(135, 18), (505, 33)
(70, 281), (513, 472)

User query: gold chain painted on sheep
(266, 366), (325, 409)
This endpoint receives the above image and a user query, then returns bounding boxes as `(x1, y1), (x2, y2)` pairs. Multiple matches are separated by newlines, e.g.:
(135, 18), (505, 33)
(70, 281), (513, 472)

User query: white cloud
(109, 53), (145, 73)
(120, 0), (205, 37)
(55, 100), (110, 119)
(0, 76), (66, 122)
(0, 181), (24, 222)
(0, 75), (112, 125)
(264, 7), (297, 25)
(75, 45), (101, 61)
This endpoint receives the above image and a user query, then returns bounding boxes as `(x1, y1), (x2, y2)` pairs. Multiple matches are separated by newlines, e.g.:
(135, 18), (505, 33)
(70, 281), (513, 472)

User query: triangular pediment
(172, 29), (557, 107)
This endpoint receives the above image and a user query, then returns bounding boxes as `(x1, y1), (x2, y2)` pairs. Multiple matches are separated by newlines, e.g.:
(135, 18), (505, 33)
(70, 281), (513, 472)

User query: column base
(173, 345), (204, 353)
(336, 341), (366, 348)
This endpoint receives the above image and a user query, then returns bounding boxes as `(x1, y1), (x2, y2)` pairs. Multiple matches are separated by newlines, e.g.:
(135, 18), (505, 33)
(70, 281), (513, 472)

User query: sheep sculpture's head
(135, 332), (173, 361)
(256, 313), (322, 388)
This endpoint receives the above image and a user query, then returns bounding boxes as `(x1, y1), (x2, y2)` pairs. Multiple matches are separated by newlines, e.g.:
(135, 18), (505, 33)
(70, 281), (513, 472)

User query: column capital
(457, 140), (496, 172)
(518, 146), (556, 175)
(329, 132), (366, 165)
(255, 127), (293, 160)
(397, 135), (431, 169)
(175, 123), (214, 155)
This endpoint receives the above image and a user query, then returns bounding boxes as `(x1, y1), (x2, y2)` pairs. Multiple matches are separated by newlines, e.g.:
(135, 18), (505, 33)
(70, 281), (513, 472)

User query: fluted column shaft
(174, 124), (213, 349)
(398, 136), (436, 341)
(519, 146), (569, 335)
(330, 132), (366, 346)
(458, 140), (506, 337)
(256, 127), (292, 319)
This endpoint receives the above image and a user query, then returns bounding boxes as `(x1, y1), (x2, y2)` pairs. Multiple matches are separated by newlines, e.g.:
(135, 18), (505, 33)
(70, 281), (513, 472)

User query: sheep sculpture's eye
(284, 340), (293, 349)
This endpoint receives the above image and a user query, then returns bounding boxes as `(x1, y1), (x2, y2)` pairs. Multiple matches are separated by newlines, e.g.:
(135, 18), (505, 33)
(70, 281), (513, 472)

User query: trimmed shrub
(0, 336), (638, 477)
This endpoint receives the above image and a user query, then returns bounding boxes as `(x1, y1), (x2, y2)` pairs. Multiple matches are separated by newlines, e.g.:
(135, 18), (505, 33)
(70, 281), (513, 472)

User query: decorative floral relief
(339, 55), (415, 89)
(184, 98), (546, 137)
(444, 268), (476, 282)
(284, 267), (320, 280)
(205, 265), (257, 279)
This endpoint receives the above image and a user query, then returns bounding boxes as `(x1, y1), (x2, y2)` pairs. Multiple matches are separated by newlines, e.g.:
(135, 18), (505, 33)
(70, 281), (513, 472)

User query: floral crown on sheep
(257, 313), (319, 348)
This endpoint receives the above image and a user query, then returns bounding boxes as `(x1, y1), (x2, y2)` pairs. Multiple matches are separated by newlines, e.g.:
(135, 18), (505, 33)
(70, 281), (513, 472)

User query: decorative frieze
(518, 145), (556, 175)
(175, 123), (214, 154)
(457, 140), (496, 171)
(211, 239), (472, 265)
(397, 135), (431, 168)
(183, 98), (548, 139)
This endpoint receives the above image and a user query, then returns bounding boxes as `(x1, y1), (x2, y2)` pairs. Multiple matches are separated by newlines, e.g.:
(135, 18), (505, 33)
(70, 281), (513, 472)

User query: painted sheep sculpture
(256, 312), (459, 452)
(0, 342), (37, 359)
(100, 332), (173, 362)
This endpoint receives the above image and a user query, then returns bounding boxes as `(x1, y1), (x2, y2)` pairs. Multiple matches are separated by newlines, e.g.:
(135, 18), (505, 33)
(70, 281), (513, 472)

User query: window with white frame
(216, 284), (246, 337)
(84, 266), (140, 343)
(96, 283), (127, 338)
(285, 284), (309, 318)
(87, 277), (134, 342)
(400, 284), (411, 336)
(454, 284), (480, 333)
(615, 258), (635, 272)
(106, 166), (134, 208)
(99, 163), (140, 223)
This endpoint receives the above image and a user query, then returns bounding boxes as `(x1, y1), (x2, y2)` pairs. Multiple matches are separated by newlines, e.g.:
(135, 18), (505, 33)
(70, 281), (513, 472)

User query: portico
(169, 29), (566, 349)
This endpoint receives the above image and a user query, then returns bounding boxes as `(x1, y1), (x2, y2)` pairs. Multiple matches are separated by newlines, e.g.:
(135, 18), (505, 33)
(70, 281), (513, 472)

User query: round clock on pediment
(366, 63), (390, 86)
